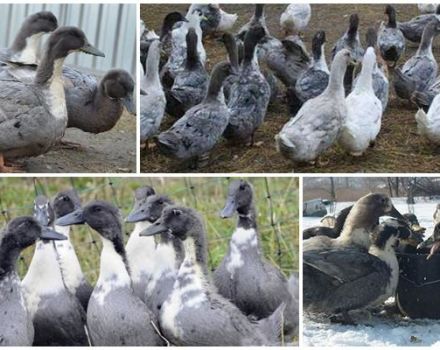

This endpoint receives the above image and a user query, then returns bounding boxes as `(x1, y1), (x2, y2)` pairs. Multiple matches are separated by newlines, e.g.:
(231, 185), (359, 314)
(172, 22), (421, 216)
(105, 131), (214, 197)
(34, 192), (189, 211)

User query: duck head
(221, 179), (254, 218)
(33, 195), (55, 227)
(312, 30), (326, 60)
(371, 218), (413, 250)
(347, 13), (359, 38)
(52, 189), (82, 219)
(125, 186), (155, 223)
(160, 12), (186, 39)
(101, 69), (135, 115)
(128, 194), (173, 224)
(384, 5), (397, 27)
(402, 213), (426, 235)
(365, 27), (377, 49)
(16, 11), (58, 42)
(358, 193), (405, 221)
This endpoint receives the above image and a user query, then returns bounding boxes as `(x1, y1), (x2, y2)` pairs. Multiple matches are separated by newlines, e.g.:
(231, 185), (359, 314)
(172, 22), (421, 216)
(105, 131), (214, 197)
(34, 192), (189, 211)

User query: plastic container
(396, 252), (440, 319)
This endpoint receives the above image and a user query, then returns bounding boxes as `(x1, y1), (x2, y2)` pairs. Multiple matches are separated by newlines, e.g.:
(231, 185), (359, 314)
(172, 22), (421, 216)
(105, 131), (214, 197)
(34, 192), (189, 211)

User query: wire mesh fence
(0, 177), (299, 284)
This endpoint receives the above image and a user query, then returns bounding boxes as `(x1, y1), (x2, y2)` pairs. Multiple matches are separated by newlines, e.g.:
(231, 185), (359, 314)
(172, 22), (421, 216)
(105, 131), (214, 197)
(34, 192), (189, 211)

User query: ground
(20, 111), (136, 173)
(140, 4), (440, 173)
(303, 197), (440, 346)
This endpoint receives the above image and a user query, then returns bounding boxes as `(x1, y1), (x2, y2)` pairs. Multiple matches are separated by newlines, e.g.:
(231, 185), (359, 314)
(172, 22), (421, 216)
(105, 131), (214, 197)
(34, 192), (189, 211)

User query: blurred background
(0, 177), (298, 284)
(0, 4), (136, 75)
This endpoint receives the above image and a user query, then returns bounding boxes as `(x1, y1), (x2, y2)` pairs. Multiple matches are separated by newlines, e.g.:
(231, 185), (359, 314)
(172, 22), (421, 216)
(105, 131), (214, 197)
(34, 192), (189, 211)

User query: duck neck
(237, 203), (258, 231)
(35, 51), (65, 86)
(338, 205), (376, 250)
(0, 236), (20, 277)
(230, 204), (261, 255)
(182, 230), (208, 276)
(313, 43), (329, 73)
(205, 68), (227, 103)
(159, 232), (184, 268)
(387, 9), (397, 28)
(354, 54), (374, 92)
(243, 35), (259, 66)
(418, 24), (435, 55)
(347, 18), (358, 42)
(185, 33), (200, 71)
(126, 221), (156, 277)
(145, 43), (161, 88)
(325, 56), (347, 97)
(98, 235), (131, 288)
(10, 33), (42, 65)
(254, 4), (264, 21)
(225, 37), (239, 71)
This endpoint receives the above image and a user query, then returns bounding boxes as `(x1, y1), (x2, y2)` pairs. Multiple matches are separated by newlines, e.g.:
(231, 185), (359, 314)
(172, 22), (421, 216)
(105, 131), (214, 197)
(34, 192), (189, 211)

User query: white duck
(340, 47), (383, 156)
(415, 93), (440, 144)
(280, 4), (311, 36)
(275, 49), (352, 164)
(418, 3), (437, 14)
(187, 4), (237, 33)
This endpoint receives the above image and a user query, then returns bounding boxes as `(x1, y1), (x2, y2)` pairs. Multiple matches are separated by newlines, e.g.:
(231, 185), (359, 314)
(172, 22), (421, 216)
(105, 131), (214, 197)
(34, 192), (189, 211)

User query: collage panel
(0, 4), (136, 174)
(302, 176), (440, 346)
(0, 176), (298, 346)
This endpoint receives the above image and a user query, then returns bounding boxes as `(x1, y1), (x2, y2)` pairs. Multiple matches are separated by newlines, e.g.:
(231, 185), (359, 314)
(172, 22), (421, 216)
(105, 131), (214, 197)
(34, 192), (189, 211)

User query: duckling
(276, 49), (352, 164)
(214, 180), (295, 336)
(303, 193), (405, 253)
(125, 186), (156, 300)
(156, 61), (232, 167)
(22, 195), (88, 346)
(0, 11), (58, 65)
(225, 26), (270, 145)
(419, 4), (437, 14)
(303, 205), (353, 240)
(165, 27), (209, 119)
(294, 30), (329, 104)
(55, 201), (163, 346)
(340, 47), (383, 156)
(398, 5), (440, 43)
(304, 220), (412, 323)
(332, 14), (364, 94)
(416, 91), (440, 143)
(417, 222), (440, 259)
(64, 69), (135, 134)
(140, 39), (166, 144)
(0, 216), (65, 346)
(378, 5), (405, 67)
(0, 26), (104, 172)
(280, 4), (311, 36)
(187, 4), (237, 35)
(51, 190), (92, 311)
(394, 18), (440, 101)
(140, 205), (284, 346)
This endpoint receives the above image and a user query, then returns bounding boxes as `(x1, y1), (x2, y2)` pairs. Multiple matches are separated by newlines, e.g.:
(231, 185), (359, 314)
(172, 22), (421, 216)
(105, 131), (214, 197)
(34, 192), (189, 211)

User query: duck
(294, 30), (329, 104)
(0, 11), (58, 65)
(286, 273), (299, 337)
(140, 205), (284, 346)
(55, 201), (163, 346)
(236, 4), (268, 42)
(419, 4), (437, 14)
(64, 68), (135, 134)
(340, 47), (383, 156)
(125, 185), (157, 300)
(394, 17), (440, 101)
(186, 4), (237, 35)
(225, 26), (270, 145)
(398, 5), (440, 43)
(415, 89), (440, 144)
(411, 76), (440, 110)
(0, 26), (104, 172)
(160, 12), (187, 59)
(417, 222), (440, 259)
(52, 190), (93, 311)
(280, 4), (312, 36)
(137, 194), (184, 319)
(221, 32), (240, 103)
(402, 212), (426, 234)
(156, 61), (232, 168)
(304, 220), (412, 323)
(140, 39), (166, 144)
(22, 195), (88, 346)
(165, 27), (209, 119)
(434, 204), (440, 224)
(332, 13), (364, 94)
(303, 205), (353, 240)
(303, 193), (405, 253)
(276, 49), (352, 164)
(377, 5), (405, 67)
(0, 216), (66, 346)
(161, 11), (206, 89)
(214, 179), (295, 336)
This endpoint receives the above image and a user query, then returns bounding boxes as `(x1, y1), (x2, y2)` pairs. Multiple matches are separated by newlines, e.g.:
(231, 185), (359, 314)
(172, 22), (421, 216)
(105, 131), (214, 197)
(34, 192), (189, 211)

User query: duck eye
(239, 185), (246, 190)
(173, 209), (182, 216)
(158, 200), (163, 205)
(63, 196), (69, 202)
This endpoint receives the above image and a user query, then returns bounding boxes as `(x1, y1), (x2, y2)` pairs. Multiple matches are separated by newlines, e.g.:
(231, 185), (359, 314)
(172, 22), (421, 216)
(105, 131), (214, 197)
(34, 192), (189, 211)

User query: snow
(303, 196), (440, 346)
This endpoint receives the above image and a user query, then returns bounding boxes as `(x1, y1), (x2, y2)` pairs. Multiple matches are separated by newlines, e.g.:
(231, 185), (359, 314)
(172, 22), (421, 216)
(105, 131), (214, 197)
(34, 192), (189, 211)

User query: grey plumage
(378, 5), (405, 65)
(398, 5), (440, 43)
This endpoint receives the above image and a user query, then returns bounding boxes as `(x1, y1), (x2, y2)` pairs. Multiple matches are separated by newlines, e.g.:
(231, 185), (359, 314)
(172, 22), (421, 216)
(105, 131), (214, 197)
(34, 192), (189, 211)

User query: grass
(0, 177), (298, 284)
(140, 3), (440, 173)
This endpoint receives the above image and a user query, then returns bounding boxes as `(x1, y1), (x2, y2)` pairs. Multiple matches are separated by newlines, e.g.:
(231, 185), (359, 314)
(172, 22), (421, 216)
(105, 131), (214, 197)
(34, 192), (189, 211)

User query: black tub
(396, 252), (440, 319)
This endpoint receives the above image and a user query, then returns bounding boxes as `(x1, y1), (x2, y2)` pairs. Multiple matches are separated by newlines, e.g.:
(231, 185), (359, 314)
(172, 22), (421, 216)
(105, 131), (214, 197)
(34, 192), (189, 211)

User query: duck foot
(0, 155), (24, 173)
(58, 140), (84, 150)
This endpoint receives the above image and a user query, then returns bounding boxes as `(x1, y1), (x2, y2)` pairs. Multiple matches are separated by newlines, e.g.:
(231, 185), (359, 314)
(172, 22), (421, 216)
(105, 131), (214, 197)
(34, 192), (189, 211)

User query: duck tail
(412, 90), (434, 111)
(415, 108), (429, 136)
(156, 131), (180, 157)
(258, 302), (286, 345)
(275, 132), (297, 161)
(393, 68), (414, 100)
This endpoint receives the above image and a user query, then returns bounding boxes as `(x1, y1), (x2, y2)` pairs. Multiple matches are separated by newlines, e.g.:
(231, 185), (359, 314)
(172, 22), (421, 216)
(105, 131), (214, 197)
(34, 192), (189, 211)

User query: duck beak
(418, 235), (435, 250)
(122, 95), (136, 115)
(139, 222), (169, 236)
(411, 223), (426, 234)
(220, 197), (236, 218)
(125, 208), (149, 223)
(388, 205), (405, 221)
(55, 209), (85, 226)
(40, 226), (67, 241)
(80, 42), (105, 57)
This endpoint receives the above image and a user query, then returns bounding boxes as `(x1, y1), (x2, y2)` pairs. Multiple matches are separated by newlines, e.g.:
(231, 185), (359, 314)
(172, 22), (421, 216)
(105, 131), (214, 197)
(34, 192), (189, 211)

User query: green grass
(0, 177), (298, 284)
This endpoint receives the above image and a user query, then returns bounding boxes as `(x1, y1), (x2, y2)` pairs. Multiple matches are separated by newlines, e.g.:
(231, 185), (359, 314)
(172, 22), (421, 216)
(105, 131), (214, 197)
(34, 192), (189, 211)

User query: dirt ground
(140, 3), (440, 173)
(17, 111), (136, 173)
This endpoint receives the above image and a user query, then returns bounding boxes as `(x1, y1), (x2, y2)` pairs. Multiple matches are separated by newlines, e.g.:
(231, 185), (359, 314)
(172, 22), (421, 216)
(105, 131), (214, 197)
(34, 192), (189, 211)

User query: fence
(0, 4), (136, 76)
(0, 177), (299, 284)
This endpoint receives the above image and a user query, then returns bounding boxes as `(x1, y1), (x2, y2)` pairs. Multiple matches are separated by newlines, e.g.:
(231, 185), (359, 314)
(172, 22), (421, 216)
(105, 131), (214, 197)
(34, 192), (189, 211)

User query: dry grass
(140, 3), (440, 173)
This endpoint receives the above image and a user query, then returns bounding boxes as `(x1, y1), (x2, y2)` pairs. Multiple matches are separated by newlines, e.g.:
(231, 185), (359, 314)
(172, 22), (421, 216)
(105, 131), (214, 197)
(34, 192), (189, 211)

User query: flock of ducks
(0, 180), (298, 346)
(303, 193), (440, 324)
(140, 3), (440, 169)
(0, 11), (135, 172)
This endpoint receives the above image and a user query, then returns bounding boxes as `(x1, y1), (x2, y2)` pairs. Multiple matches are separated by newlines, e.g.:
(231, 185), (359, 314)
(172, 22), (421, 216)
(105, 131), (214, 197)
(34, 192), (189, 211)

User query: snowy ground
(303, 197), (440, 346)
